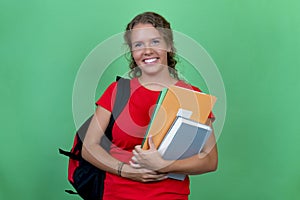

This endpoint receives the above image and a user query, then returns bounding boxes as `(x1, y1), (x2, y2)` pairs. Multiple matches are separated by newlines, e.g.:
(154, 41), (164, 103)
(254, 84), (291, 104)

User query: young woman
(82, 12), (218, 200)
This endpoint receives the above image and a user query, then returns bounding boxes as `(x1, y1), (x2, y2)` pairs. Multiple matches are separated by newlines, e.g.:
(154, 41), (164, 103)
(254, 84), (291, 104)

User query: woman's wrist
(157, 160), (173, 173)
(117, 161), (125, 177)
(119, 163), (132, 179)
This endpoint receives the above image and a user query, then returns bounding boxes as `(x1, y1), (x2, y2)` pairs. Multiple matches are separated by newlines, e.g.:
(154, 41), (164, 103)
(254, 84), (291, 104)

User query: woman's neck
(138, 74), (178, 91)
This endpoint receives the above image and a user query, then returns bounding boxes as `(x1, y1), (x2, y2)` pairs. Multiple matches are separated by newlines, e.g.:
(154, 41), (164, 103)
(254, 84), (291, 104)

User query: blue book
(158, 116), (212, 180)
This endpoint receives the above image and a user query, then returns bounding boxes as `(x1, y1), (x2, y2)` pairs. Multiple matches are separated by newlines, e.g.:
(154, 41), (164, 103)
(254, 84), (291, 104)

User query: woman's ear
(166, 45), (172, 52)
(167, 42), (174, 53)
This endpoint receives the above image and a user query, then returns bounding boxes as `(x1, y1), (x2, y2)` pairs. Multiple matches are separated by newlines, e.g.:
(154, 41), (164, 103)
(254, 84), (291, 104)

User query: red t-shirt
(96, 78), (214, 200)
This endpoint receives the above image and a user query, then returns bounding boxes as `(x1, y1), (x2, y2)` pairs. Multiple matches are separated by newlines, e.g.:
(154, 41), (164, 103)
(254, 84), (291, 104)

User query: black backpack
(59, 77), (130, 200)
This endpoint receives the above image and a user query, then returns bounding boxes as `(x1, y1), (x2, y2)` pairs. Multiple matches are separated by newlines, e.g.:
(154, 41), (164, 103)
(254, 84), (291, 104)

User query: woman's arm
(131, 118), (218, 175)
(82, 106), (167, 182)
(81, 106), (120, 174)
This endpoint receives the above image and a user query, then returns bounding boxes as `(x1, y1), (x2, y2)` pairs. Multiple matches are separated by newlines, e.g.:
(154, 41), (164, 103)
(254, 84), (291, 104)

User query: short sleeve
(95, 82), (117, 112)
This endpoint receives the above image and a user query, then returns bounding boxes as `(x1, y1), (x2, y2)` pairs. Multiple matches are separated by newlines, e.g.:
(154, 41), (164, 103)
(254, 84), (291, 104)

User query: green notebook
(141, 88), (168, 148)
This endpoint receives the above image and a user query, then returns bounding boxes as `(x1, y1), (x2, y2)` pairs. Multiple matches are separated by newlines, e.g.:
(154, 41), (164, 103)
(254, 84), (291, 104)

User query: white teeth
(144, 58), (157, 63)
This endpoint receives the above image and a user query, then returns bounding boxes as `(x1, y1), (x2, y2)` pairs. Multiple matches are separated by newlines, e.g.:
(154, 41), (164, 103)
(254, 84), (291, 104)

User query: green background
(1, 0), (299, 199)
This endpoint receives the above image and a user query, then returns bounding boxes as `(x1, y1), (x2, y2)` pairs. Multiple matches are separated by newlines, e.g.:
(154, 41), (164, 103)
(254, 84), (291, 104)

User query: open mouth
(143, 57), (159, 64)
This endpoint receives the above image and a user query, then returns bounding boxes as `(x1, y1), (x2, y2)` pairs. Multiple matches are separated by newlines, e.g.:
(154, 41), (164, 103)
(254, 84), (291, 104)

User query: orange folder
(142, 85), (216, 150)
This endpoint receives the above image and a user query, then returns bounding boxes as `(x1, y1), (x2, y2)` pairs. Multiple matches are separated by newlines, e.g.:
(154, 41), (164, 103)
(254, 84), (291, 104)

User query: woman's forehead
(130, 24), (163, 42)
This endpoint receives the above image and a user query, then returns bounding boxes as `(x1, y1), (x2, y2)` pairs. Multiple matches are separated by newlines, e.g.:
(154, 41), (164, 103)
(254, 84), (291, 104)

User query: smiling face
(130, 23), (170, 76)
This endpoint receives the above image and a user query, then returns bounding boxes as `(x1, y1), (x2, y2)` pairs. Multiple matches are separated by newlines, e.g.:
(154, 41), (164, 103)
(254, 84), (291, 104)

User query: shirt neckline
(133, 77), (181, 93)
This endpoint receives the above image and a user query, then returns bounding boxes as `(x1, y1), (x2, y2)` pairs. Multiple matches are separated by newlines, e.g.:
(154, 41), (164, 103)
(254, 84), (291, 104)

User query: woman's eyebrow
(132, 37), (162, 43)
(131, 40), (142, 44)
(149, 37), (163, 41)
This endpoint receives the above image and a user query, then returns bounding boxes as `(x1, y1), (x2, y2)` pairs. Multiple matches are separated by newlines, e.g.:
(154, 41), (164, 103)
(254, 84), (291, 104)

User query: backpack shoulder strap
(112, 76), (130, 120)
(103, 76), (130, 143)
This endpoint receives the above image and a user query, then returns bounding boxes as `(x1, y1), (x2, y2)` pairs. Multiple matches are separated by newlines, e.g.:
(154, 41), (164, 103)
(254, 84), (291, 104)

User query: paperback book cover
(142, 85), (216, 150)
(158, 116), (212, 180)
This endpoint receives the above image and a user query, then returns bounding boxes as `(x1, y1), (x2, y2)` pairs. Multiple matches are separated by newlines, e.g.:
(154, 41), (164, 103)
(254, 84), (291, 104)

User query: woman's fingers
(125, 163), (168, 182)
(134, 145), (142, 153)
(132, 150), (139, 158)
(148, 136), (157, 150)
(142, 173), (168, 182)
(129, 160), (141, 168)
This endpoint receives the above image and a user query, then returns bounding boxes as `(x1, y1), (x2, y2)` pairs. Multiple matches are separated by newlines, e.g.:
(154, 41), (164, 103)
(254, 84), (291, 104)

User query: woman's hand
(130, 137), (172, 172)
(121, 163), (167, 182)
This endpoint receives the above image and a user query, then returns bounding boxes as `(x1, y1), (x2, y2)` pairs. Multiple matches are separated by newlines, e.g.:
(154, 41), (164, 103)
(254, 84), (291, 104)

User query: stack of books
(141, 85), (216, 180)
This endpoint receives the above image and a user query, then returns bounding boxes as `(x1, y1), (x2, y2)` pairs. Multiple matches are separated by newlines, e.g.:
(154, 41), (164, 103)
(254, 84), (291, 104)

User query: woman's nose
(143, 45), (154, 55)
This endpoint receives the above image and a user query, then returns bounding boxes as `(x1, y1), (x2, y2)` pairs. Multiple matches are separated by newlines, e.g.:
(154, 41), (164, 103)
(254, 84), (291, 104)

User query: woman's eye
(133, 43), (143, 48)
(151, 39), (160, 45)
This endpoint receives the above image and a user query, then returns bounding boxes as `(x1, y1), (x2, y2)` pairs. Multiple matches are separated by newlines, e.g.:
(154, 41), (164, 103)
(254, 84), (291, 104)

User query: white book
(158, 116), (212, 180)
